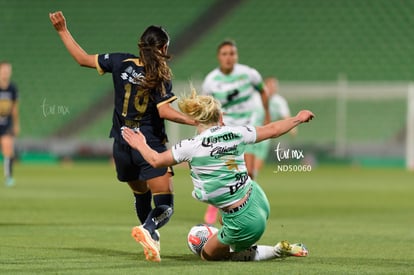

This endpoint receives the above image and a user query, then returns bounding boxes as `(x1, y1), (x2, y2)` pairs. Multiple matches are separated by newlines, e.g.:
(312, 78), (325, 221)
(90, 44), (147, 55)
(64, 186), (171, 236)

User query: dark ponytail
(138, 25), (172, 95)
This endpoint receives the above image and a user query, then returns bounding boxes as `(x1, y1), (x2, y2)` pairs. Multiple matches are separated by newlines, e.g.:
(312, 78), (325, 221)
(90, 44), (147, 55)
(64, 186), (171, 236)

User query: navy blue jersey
(96, 53), (176, 145)
(0, 83), (18, 127)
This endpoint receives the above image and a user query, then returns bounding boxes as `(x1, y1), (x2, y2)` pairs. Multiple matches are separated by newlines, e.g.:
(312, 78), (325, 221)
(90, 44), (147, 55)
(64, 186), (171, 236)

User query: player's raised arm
(49, 11), (96, 68)
(255, 110), (314, 143)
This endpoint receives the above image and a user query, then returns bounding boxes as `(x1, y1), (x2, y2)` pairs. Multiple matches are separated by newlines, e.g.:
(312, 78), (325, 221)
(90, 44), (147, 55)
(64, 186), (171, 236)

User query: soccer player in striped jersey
(122, 90), (313, 261)
(0, 61), (20, 187)
(201, 40), (270, 224)
(49, 11), (196, 262)
(251, 77), (297, 176)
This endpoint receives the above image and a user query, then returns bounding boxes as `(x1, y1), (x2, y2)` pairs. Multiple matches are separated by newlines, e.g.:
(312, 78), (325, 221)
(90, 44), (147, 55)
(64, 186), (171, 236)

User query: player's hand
(121, 127), (147, 150)
(49, 11), (67, 32)
(296, 110), (315, 123)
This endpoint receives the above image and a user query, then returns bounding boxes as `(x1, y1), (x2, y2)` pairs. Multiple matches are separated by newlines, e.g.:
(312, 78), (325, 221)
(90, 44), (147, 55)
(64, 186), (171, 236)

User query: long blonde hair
(178, 89), (221, 125)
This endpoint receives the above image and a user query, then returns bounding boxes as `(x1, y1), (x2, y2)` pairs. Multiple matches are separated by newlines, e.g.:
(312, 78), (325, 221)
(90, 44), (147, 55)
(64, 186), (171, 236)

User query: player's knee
(128, 180), (149, 193)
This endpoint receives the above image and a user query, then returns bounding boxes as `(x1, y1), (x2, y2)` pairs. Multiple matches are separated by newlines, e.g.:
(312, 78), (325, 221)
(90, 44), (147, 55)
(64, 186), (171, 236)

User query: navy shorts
(112, 139), (172, 182)
(0, 120), (13, 136)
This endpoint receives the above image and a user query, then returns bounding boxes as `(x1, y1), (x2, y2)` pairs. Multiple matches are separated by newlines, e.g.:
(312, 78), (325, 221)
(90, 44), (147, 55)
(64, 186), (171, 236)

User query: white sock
(230, 245), (279, 261)
(253, 245), (280, 261)
(4, 157), (11, 178)
(252, 169), (258, 180)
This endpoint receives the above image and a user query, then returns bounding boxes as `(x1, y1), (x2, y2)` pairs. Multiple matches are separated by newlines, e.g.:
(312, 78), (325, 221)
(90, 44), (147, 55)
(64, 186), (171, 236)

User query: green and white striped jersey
(202, 63), (265, 126)
(171, 125), (256, 208)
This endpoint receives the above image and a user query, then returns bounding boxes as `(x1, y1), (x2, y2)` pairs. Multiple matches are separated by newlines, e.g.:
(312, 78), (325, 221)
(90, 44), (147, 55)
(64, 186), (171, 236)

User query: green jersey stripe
(212, 73), (249, 83)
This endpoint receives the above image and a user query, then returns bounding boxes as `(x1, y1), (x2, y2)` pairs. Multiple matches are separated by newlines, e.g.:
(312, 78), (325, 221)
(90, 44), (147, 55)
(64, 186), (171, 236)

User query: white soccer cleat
(289, 243), (309, 257)
(274, 240), (291, 258)
(274, 240), (309, 258)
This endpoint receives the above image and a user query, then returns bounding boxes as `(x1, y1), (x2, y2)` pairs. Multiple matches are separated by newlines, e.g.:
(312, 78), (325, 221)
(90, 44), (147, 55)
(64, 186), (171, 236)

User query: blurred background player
(121, 90), (313, 261)
(251, 77), (297, 176)
(49, 11), (196, 262)
(0, 61), (20, 187)
(201, 40), (270, 224)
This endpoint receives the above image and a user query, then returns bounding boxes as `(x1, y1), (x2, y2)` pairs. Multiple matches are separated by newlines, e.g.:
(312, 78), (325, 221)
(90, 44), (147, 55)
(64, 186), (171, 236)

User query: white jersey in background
(251, 92), (265, 125)
(202, 63), (265, 126)
(171, 125), (256, 208)
(269, 94), (291, 121)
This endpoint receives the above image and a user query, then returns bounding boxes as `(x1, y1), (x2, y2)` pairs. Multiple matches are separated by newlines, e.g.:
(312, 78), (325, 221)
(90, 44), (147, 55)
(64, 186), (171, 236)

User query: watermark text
(41, 98), (70, 117)
(273, 142), (313, 173)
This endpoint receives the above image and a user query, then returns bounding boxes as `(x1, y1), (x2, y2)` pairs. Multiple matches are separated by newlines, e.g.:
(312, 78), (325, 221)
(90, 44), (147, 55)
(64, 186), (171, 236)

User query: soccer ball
(187, 224), (219, 255)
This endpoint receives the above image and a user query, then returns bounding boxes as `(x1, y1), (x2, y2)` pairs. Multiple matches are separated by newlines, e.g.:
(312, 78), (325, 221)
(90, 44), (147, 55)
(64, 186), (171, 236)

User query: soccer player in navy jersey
(0, 61), (20, 187)
(50, 11), (197, 262)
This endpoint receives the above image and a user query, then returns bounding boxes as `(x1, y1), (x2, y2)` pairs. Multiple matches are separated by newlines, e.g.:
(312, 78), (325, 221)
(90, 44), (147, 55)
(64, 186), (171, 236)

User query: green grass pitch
(1, 162), (413, 274)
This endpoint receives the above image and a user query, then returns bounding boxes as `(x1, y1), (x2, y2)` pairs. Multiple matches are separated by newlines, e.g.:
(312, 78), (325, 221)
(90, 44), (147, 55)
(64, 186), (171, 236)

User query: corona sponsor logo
(201, 132), (241, 147)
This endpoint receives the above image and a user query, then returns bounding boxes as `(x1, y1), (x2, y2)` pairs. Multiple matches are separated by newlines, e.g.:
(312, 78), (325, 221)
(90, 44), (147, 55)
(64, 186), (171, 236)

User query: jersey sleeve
(278, 96), (291, 117)
(249, 67), (265, 92)
(96, 53), (135, 75)
(155, 80), (177, 108)
(238, 125), (257, 144)
(201, 73), (213, 95)
(271, 95), (291, 119)
(171, 139), (195, 163)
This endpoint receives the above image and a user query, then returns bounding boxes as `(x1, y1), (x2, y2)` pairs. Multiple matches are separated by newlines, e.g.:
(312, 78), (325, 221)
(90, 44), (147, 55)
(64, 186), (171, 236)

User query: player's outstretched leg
(4, 157), (14, 187)
(132, 202), (173, 262)
(230, 241), (309, 261)
(132, 174), (173, 262)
